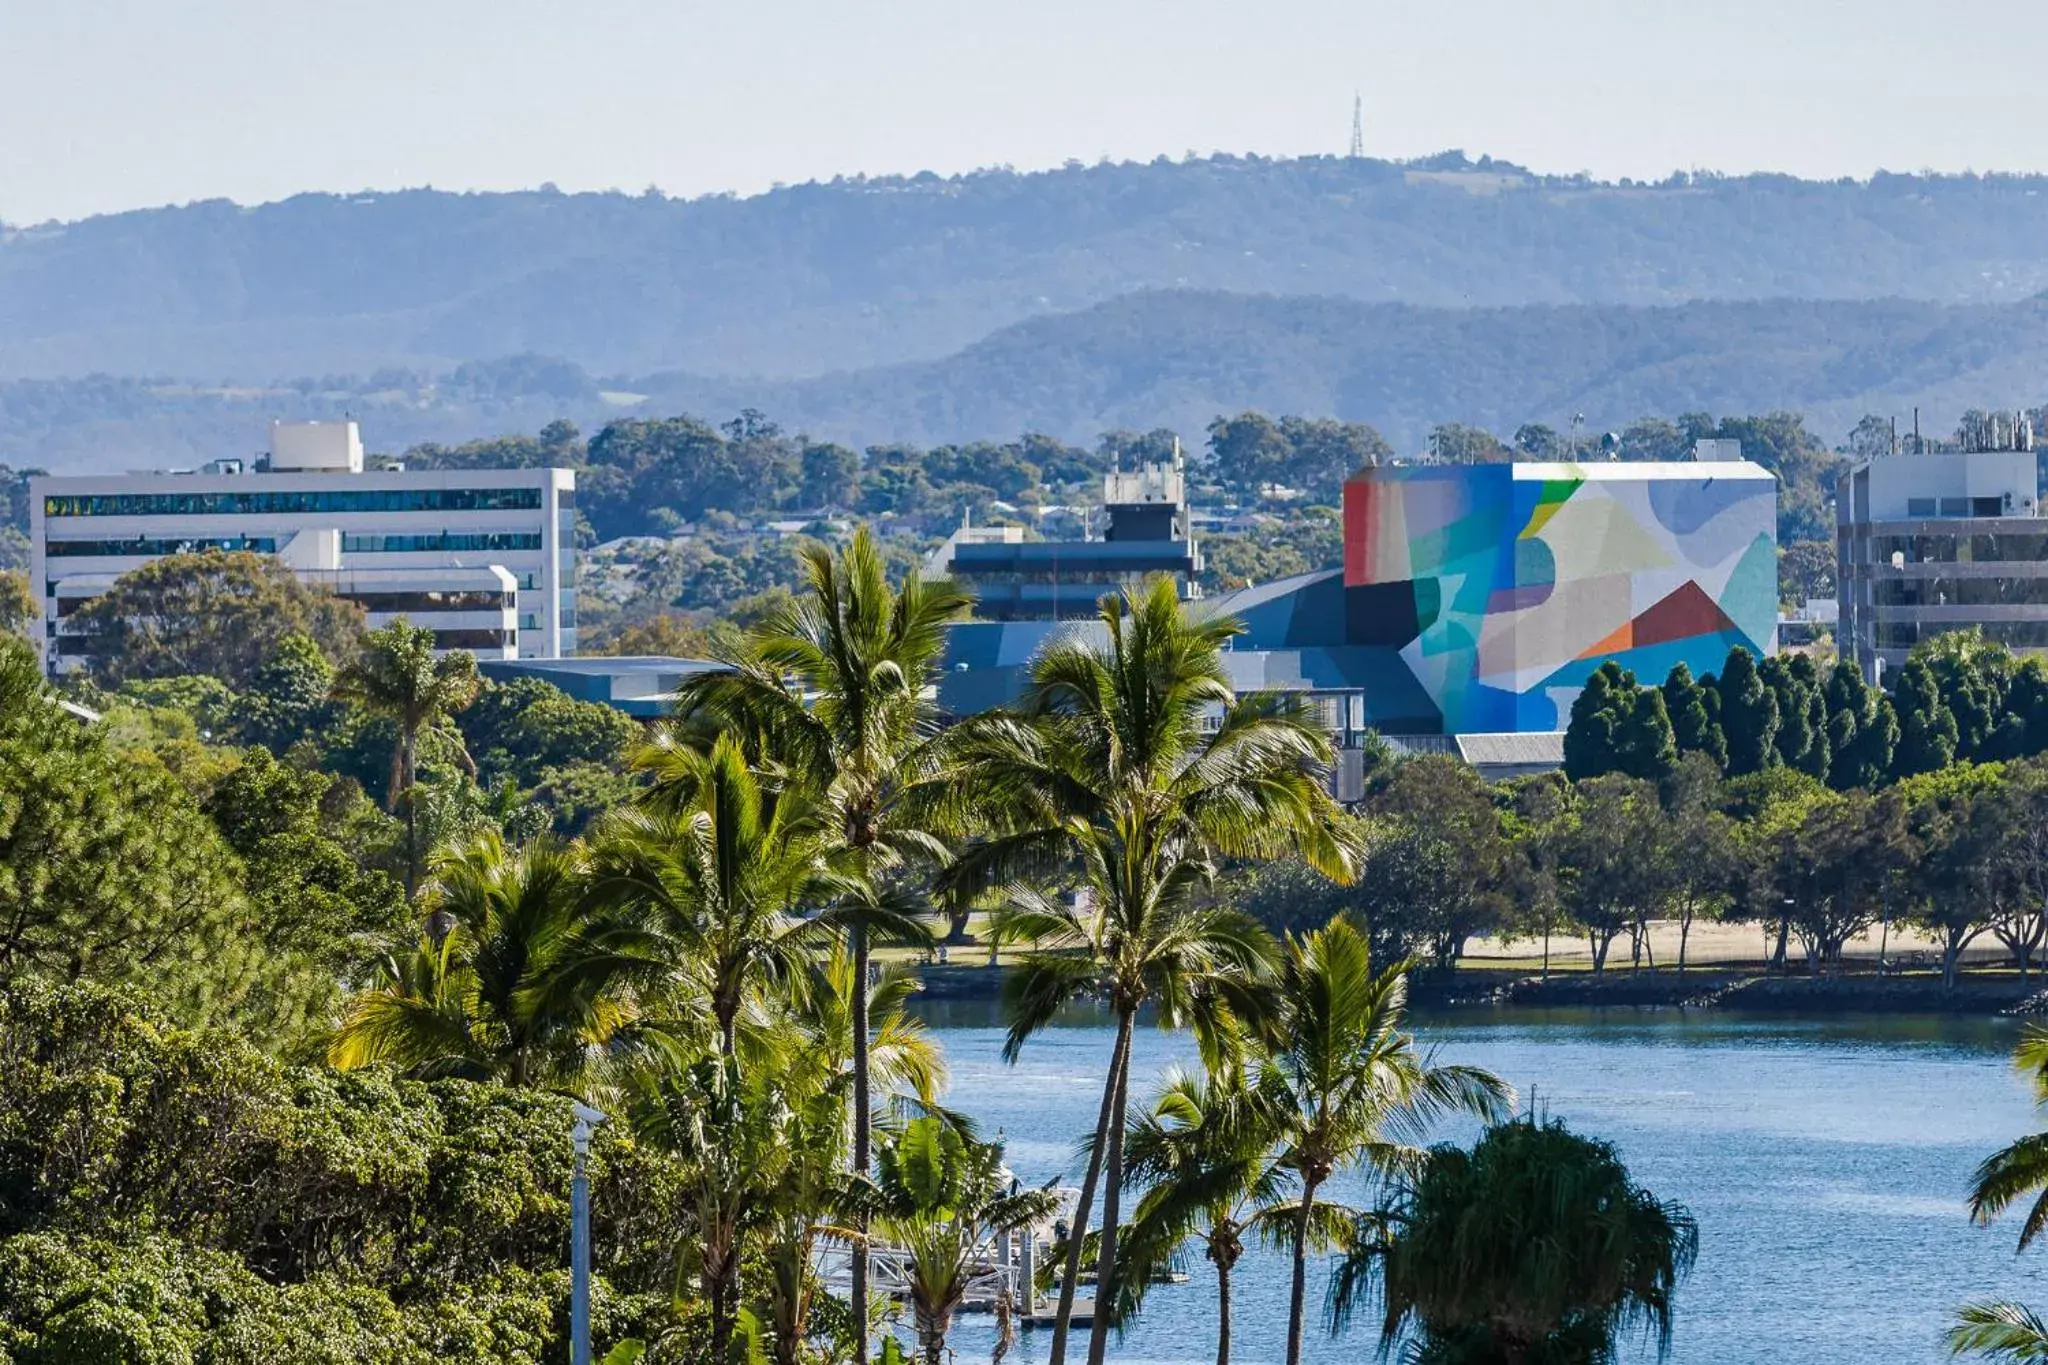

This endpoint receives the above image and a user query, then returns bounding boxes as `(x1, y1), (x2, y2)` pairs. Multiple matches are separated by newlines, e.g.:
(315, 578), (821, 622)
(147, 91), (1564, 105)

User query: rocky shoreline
(909, 961), (2048, 1017)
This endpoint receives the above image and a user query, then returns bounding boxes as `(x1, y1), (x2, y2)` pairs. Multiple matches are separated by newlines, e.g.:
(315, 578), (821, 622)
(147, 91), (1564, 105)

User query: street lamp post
(571, 1101), (607, 1365)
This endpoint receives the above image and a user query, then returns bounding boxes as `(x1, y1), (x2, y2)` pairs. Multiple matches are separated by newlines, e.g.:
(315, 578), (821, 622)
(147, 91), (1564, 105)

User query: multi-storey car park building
(30, 420), (576, 673)
(1837, 416), (2045, 685)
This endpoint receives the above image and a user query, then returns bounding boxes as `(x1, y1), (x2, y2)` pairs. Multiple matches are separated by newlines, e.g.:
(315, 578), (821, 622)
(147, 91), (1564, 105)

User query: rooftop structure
(30, 420), (577, 673)
(1837, 416), (2045, 683)
(936, 452), (1202, 621)
(476, 655), (728, 719)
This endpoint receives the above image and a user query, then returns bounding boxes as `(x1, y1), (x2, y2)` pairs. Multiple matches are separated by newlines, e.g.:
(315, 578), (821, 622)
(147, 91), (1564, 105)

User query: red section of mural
(1574, 581), (1738, 661)
(1633, 580), (1739, 647)
(1342, 475), (1374, 587)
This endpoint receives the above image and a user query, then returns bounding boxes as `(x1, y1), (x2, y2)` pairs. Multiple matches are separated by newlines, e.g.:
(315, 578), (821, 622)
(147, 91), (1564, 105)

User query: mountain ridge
(9, 288), (2048, 473)
(8, 155), (2048, 383)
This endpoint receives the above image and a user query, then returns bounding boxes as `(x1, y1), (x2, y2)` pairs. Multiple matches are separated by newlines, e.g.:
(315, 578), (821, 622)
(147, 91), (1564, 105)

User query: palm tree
(1258, 918), (1511, 1365)
(328, 831), (644, 1088)
(867, 1117), (1061, 1365)
(330, 619), (482, 898)
(1952, 1302), (2048, 1361)
(671, 527), (968, 1357)
(1969, 1027), (2048, 1247)
(628, 1054), (795, 1365)
(758, 950), (950, 1365)
(590, 733), (846, 1058)
(1330, 1117), (1696, 1364)
(1117, 1067), (1288, 1365)
(1955, 1029), (2048, 1362)
(958, 576), (1356, 1365)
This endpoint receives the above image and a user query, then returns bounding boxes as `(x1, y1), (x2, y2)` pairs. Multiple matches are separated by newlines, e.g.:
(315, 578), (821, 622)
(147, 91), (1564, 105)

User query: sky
(5, 0), (2047, 223)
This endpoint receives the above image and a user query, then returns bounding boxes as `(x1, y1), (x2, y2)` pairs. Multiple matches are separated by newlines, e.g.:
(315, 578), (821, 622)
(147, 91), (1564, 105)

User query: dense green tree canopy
(68, 551), (365, 691)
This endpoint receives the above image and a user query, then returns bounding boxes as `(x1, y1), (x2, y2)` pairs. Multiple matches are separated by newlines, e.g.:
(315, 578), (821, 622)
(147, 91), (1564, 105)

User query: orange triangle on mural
(1577, 619), (1634, 660)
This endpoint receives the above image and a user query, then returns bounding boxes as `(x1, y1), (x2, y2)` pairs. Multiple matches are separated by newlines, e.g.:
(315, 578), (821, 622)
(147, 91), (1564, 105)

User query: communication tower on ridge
(1349, 93), (1365, 159)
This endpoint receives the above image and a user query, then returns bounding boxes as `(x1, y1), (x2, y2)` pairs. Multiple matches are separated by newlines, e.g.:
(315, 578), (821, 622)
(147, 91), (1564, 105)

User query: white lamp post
(571, 1101), (606, 1365)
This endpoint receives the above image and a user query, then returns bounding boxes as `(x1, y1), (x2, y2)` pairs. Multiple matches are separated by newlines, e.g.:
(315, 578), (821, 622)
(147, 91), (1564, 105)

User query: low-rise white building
(30, 420), (576, 672)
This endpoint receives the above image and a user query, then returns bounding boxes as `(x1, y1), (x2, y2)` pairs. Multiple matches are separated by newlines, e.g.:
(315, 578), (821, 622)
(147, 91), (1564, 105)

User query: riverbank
(907, 961), (2048, 1016)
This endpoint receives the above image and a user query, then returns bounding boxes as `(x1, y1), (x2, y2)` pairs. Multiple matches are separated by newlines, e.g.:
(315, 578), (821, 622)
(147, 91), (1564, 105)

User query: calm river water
(909, 1004), (2048, 1365)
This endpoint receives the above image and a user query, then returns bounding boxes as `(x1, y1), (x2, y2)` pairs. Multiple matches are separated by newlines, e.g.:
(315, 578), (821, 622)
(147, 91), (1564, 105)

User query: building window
(341, 532), (543, 553)
(432, 628), (516, 649)
(1907, 498), (1937, 517)
(43, 487), (545, 518)
(46, 536), (279, 557)
(342, 589), (513, 613)
(1939, 497), (1971, 517)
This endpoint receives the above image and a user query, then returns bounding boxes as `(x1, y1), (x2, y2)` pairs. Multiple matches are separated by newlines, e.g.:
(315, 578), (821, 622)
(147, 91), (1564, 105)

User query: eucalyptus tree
(328, 831), (645, 1089)
(867, 1117), (1061, 1365)
(1118, 1068), (1288, 1365)
(1256, 918), (1511, 1365)
(330, 619), (482, 897)
(959, 577), (1355, 1365)
(1330, 1118), (1696, 1364)
(670, 528), (967, 1356)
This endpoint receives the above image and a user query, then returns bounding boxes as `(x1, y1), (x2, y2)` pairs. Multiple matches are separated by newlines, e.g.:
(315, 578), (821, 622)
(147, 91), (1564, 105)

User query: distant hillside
(645, 290), (2048, 451)
(8, 291), (2048, 472)
(8, 155), (2048, 382)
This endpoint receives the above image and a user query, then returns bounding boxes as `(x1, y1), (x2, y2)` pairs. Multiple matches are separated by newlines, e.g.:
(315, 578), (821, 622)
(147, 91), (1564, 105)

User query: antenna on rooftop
(1348, 92), (1365, 159)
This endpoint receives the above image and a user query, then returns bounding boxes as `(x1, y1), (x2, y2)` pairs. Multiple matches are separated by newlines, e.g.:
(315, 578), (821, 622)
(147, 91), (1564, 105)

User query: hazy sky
(6, 0), (2047, 223)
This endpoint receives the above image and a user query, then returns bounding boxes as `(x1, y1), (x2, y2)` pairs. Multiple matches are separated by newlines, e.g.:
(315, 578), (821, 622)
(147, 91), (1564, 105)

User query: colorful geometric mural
(1341, 461), (1778, 732)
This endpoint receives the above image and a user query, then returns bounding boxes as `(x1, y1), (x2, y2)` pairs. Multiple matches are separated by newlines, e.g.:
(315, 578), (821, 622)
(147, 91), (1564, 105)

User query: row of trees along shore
(0, 534), (1716, 1364)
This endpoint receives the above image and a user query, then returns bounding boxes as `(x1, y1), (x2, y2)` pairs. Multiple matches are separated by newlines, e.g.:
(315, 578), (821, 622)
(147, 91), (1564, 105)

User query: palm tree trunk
(709, 1252), (736, 1365)
(400, 728), (419, 901)
(1085, 1006), (1136, 1365)
(851, 919), (873, 1365)
(1048, 1008), (1133, 1365)
(1214, 1250), (1233, 1365)
(1285, 1177), (1321, 1365)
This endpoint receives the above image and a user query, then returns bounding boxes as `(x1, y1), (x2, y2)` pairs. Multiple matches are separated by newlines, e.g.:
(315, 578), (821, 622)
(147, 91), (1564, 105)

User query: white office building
(1837, 417), (2046, 683)
(30, 420), (577, 672)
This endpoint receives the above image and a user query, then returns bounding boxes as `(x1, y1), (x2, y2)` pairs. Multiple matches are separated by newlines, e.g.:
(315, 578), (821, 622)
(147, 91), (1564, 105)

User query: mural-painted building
(1340, 461), (1779, 732)
(938, 458), (1777, 740)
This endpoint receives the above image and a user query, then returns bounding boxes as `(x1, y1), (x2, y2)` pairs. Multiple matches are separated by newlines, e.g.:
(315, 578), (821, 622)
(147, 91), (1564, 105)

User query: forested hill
(648, 291), (2048, 452)
(12, 289), (2046, 471)
(8, 155), (2048, 382)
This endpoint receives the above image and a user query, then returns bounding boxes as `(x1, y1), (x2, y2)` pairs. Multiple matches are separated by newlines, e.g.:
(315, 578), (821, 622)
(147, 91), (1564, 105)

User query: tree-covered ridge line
(9, 153), (2048, 384)
(12, 291), (2048, 472)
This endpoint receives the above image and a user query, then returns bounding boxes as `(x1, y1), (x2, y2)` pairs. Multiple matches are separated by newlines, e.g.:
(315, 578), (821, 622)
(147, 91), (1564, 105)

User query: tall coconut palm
(957, 576), (1356, 1365)
(590, 733), (847, 1057)
(1258, 918), (1511, 1365)
(669, 527), (968, 1357)
(330, 619), (482, 898)
(1117, 1067), (1289, 1365)
(328, 831), (644, 1088)
(1330, 1117), (1696, 1364)
(867, 1117), (1061, 1365)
